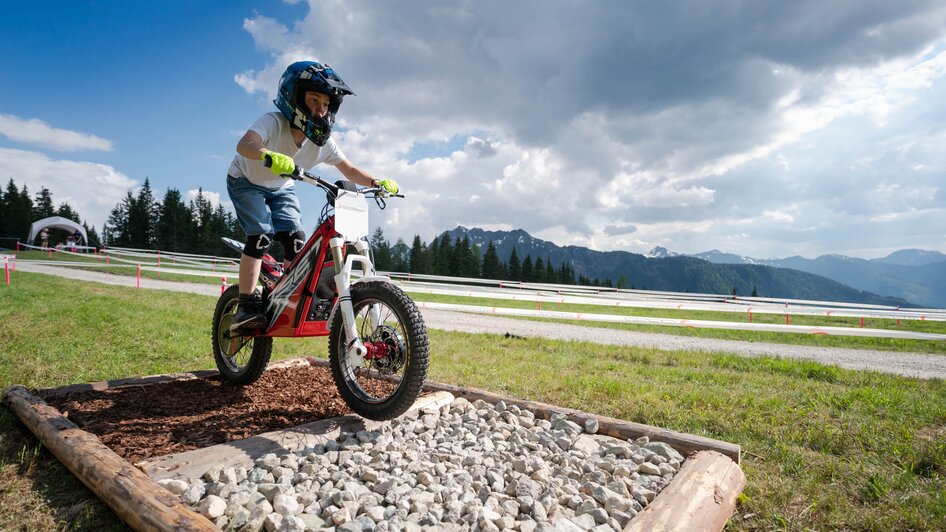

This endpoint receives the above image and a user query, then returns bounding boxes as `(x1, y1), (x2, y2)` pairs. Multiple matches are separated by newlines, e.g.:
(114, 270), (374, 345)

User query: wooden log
(2, 385), (217, 532)
(625, 450), (746, 532)
(419, 380), (741, 463)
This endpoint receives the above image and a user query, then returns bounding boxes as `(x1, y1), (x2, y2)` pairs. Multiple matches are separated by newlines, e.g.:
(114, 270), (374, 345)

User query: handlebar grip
(263, 153), (302, 176)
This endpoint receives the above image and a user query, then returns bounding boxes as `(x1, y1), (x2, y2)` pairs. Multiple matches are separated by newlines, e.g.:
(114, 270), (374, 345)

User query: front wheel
(329, 281), (430, 420)
(212, 285), (273, 384)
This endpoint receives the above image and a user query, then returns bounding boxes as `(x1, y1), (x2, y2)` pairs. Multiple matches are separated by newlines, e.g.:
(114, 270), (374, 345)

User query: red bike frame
(260, 218), (340, 337)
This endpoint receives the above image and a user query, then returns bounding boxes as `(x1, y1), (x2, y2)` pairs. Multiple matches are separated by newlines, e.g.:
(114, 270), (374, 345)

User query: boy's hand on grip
(377, 178), (399, 195)
(261, 150), (296, 176)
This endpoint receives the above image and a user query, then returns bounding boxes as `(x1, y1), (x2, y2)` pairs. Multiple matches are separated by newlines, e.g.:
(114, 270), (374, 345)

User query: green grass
(1, 272), (945, 529)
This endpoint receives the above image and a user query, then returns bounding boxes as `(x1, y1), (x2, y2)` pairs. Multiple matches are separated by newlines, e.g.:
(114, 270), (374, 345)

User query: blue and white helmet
(274, 61), (354, 146)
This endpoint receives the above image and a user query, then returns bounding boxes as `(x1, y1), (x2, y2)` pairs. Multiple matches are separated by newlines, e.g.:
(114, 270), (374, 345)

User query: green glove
(377, 178), (399, 195)
(261, 150), (296, 175)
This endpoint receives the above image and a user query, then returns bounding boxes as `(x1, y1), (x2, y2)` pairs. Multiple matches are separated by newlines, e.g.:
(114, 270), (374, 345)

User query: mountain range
(445, 227), (923, 307)
(689, 248), (946, 308)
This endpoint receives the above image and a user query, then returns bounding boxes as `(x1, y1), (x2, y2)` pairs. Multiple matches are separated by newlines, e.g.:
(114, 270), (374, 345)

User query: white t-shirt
(228, 112), (347, 189)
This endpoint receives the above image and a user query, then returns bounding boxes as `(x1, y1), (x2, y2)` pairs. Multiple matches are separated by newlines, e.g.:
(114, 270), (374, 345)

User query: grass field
(1, 272), (945, 530)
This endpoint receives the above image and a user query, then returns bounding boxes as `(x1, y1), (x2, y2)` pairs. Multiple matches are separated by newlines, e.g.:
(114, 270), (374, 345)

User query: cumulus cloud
(465, 136), (497, 158)
(0, 147), (135, 228)
(0, 114), (112, 152)
(604, 224), (637, 237)
(235, 1), (946, 257)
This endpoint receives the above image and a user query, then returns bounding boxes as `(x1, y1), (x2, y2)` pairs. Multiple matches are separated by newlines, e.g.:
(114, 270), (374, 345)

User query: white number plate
(334, 190), (369, 241)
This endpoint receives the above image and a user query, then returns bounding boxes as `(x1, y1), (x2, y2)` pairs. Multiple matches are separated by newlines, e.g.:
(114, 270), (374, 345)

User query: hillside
(446, 227), (914, 307)
(693, 248), (945, 308)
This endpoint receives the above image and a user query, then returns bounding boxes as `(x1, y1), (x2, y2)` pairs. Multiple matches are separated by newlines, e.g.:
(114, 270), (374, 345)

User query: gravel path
(16, 263), (946, 380)
(166, 397), (677, 531)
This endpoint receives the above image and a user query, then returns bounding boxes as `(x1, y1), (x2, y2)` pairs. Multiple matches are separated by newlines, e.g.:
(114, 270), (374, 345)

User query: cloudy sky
(2, 1), (945, 259)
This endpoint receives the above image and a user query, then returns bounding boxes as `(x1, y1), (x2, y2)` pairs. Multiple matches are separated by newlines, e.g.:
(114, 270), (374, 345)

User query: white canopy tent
(27, 216), (87, 245)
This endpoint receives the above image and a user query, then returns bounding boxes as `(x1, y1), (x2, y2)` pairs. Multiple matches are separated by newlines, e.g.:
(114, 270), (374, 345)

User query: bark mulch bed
(40, 365), (356, 464)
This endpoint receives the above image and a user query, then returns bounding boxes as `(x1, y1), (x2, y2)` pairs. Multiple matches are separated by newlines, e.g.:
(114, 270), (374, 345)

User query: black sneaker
(230, 293), (267, 333)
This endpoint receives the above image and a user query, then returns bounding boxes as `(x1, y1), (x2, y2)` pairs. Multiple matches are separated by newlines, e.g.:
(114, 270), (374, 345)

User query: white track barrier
(388, 275), (946, 323)
(16, 243), (239, 273)
(415, 302), (946, 341)
(13, 244), (946, 339)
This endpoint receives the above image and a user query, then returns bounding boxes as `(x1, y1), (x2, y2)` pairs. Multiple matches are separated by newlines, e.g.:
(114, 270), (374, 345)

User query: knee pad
(243, 233), (274, 259)
(276, 230), (307, 262)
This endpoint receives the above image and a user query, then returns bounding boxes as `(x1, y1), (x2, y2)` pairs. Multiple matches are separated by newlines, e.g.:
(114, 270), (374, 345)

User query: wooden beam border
(7, 357), (745, 531)
(2, 385), (217, 531)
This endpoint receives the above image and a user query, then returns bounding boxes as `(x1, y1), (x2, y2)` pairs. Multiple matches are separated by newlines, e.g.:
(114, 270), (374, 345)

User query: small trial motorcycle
(212, 166), (429, 421)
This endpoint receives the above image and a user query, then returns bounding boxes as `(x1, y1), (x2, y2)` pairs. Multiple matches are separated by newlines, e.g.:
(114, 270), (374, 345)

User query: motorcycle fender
(353, 275), (391, 284)
(325, 276), (393, 332)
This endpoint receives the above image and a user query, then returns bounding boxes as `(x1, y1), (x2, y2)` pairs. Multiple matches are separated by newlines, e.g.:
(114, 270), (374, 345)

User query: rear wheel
(212, 285), (272, 384)
(329, 281), (429, 420)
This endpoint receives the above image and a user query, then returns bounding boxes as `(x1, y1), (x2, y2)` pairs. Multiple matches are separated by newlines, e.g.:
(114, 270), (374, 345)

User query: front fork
(330, 237), (380, 366)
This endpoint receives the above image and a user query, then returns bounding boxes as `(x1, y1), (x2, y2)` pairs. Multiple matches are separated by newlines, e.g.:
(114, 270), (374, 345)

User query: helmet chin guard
(274, 61), (355, 146)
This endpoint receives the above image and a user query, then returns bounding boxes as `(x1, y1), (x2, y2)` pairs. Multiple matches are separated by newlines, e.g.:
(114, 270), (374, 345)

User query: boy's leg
(269, 187), (305, 270)
(227, 175), (274, 332)
(231, 233), (273, 332)
(239, 253), (263, 294)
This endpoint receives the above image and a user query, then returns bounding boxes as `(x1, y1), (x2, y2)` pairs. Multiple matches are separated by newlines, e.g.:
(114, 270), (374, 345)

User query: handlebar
(263, 153), (403, 200)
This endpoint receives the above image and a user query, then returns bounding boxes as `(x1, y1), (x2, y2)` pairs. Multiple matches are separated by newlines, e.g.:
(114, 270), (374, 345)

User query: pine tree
(467, 238), (481, 277)
(557, 262), (576, 285)
(190, 189), (214, 253)
(33, 187), (55, 219)
(1, 180), (33, 242)
(508, 248), (522, 281)
(436, 233), (453, 275)
(533, 257), (545, 282)
(449, 237), (464, 276)
(126, 178), (159, 248)
(617, 275), (629, 289)
(409, 235), (427, 274)
(391, 238), (410, 272)
(156, 188), (192, 252)
(521, 255), (533, 282)
(751, 286), (758, 297)
(106, 192), (133, 246)
(545, 260), (556, 283)
(370, 227), (393, 271)
(55, 202), (80, 222)
(85, 224), (99, 248)
(208, 204), (237, 256)
(456, 236), (475, 277)
(481, 241), (503, 279)
(0, 184), (5, 240)
(427, 238), (440, 275)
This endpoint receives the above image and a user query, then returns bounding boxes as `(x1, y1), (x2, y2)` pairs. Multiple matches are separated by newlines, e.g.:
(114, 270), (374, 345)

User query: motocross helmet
(274, 61), (354, 146)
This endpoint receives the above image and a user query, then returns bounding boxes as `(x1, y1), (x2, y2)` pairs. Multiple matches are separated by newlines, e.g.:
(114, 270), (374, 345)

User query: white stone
(197, 495), (227, 519)
(157, 478), (189, 495)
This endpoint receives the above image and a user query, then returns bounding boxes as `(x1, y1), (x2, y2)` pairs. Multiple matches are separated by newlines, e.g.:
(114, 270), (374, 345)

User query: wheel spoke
(339, 296), (409, 404)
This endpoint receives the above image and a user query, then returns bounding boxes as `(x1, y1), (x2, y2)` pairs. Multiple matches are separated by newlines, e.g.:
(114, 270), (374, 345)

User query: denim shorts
(227, 175), (303, 236)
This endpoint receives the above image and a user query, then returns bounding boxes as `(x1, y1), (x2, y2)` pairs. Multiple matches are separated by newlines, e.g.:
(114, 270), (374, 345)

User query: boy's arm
(335, 160), (380, 187)
(236, 131), (268, 160)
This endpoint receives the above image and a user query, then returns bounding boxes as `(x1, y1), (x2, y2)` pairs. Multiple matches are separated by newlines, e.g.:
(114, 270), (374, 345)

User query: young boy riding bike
(226, 60), (398, 332)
